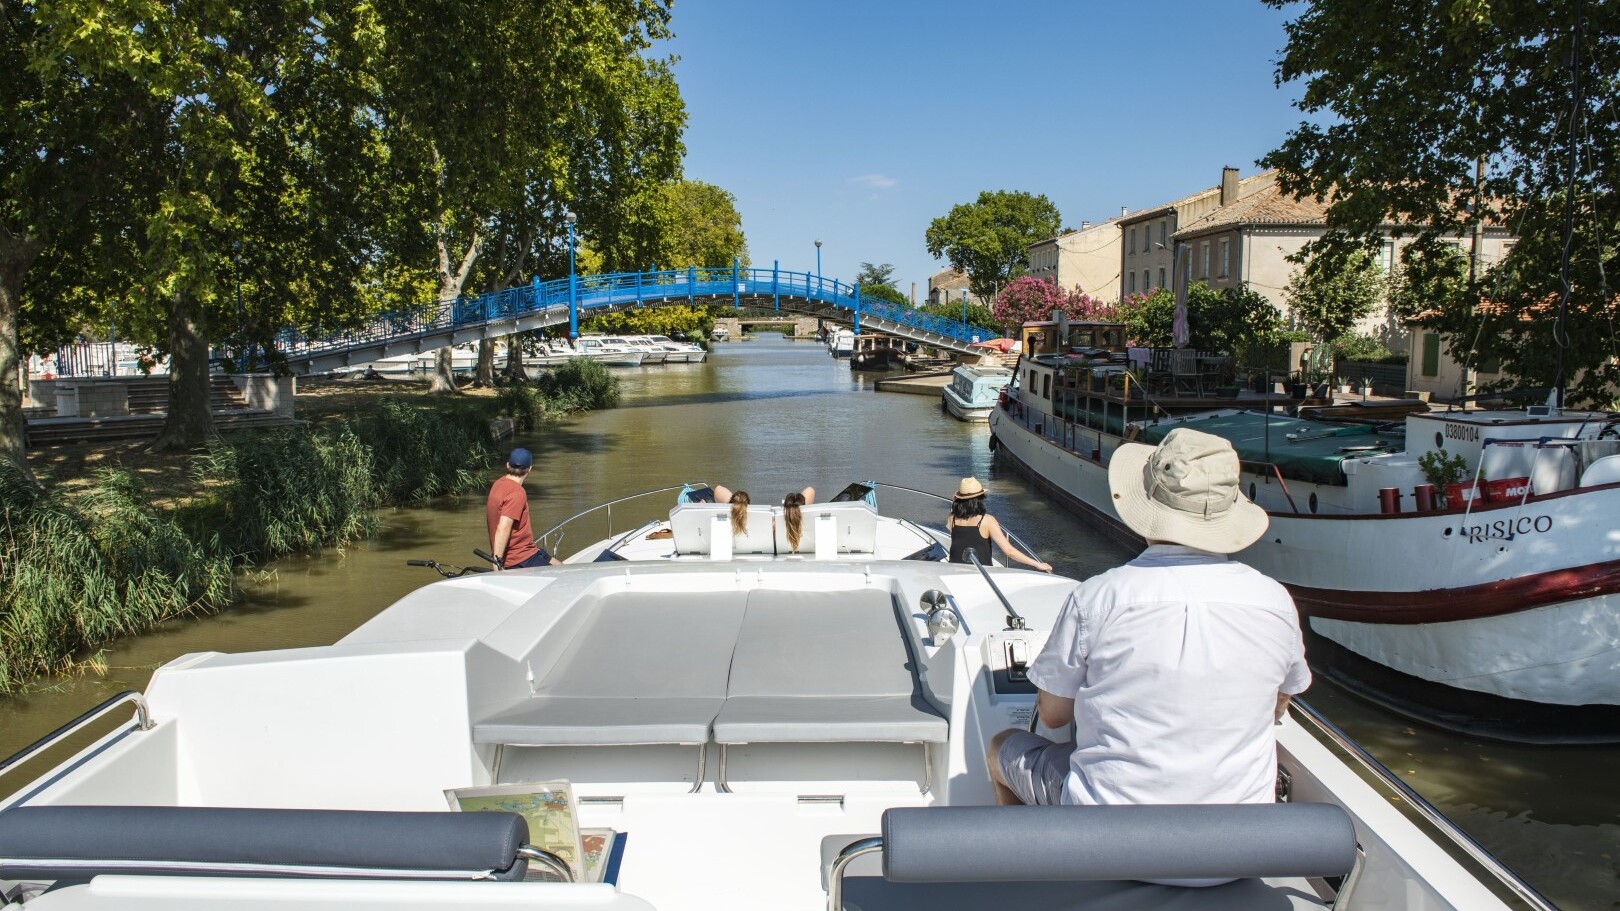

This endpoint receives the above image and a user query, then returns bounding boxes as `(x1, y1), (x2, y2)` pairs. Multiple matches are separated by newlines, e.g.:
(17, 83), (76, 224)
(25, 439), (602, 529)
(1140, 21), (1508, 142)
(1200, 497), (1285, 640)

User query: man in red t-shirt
(486, 448), (558, 569)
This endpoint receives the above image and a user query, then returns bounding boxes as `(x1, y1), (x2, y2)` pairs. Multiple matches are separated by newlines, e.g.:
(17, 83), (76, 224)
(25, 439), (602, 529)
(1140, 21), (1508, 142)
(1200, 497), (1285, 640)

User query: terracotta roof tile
(1174, 183), (1331, 238)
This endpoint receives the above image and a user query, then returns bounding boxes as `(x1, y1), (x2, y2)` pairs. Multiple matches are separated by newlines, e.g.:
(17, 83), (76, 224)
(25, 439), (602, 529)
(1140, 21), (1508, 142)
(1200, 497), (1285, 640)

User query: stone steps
(25, 409), (293, 447)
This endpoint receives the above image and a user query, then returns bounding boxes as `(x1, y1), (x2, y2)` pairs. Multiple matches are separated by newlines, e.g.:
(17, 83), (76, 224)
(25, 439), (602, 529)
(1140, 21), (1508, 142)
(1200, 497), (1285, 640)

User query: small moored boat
(942, 364), (1013, 422)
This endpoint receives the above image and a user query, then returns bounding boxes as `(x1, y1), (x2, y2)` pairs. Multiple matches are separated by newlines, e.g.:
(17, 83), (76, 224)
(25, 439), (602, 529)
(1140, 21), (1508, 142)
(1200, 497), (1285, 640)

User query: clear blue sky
(659, 0), (1307, 297)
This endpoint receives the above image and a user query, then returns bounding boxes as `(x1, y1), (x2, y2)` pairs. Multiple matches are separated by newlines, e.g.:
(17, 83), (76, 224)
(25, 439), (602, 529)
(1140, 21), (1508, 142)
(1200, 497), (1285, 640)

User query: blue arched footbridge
(273, 265), (989, 374)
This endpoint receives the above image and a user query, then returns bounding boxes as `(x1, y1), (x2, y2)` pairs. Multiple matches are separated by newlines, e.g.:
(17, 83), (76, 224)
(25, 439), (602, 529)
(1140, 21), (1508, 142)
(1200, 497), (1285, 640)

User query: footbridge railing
(265, 266), (988, 373)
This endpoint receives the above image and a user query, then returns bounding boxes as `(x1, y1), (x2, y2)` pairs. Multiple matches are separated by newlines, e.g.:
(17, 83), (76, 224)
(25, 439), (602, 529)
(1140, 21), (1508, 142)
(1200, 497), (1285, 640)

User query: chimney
(1080, 220), (1091, 230)
(1120, 206), (1127, 217)
(910, 282), (916, 305)
(1220, 166), (1240, 206)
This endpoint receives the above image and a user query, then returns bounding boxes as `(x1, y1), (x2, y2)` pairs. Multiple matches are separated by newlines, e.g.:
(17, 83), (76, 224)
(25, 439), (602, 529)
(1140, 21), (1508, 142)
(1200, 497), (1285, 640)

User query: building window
(1128, 271), (1136, 293)
(1129, 228), (1136, 254)
(1159, 267), (1166, 289)
(1380, 239), (1396, 274)
(1160, 221), (1168, 249)
(1200, 242), (1210, 279)
(1219, 239), (1230, 277)
(1421, 332), (1440, 378)
(1143, 270), (1150, 291)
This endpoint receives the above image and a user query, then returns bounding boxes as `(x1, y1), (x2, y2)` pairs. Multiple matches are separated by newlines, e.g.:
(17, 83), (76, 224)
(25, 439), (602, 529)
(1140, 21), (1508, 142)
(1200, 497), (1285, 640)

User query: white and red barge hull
(989, 405), (1620, 711)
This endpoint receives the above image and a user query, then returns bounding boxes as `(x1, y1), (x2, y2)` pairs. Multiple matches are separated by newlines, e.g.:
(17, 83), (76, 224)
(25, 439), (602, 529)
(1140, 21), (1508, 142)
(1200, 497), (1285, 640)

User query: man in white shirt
(989, 427), (1310, 812)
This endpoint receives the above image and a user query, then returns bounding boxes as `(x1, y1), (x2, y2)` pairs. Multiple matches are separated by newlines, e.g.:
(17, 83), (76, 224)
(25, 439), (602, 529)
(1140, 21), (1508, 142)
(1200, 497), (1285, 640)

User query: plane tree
(1262, 0), (1620, 405)
(925, 191), (1062, 304)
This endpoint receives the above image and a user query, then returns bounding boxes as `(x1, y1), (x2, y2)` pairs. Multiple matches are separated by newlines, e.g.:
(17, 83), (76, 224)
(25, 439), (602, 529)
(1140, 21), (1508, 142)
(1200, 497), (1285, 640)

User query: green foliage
(355, 401), (491, 502)
(860, 283), (908, 307)
(855, 263), (897, 287)
(605, 180), (748, 273)
(536, 358), (622, 411)
(1115, 290), (1176, 348)
(920, 301), (997, 333)
(1262, 0), (1620, 406)
(1113, 284), (1280, 356)
(925, 191), (1063, 302)
(1417, 450), (1469, 489)
(1284, 248), (1386, 343)
(1332, 333), (1402, 364)
(0, 462), (231, 692)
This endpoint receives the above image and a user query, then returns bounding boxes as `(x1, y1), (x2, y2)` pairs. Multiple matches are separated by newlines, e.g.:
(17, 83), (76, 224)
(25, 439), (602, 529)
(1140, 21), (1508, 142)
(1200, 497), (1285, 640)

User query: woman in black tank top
(947, 477), (1052, 572)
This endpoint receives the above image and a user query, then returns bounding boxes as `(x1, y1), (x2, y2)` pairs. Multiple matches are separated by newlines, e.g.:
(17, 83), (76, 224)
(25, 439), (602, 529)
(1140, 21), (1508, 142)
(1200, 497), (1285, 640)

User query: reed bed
(2, 373), (616, 693)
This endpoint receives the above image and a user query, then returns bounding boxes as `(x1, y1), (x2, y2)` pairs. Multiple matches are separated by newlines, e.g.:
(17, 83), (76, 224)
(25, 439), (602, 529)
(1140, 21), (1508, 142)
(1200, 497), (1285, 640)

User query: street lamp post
(565, 212), (578, 340)
(961, 289), (968, 327)
(814, 239), (822, 292)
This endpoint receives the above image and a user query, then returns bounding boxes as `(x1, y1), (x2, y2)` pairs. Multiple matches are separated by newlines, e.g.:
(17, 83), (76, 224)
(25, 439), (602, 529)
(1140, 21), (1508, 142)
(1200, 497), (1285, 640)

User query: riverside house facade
(1170, 178), (1517, 401)
(1026, 218), (1123, 301)
(1116, 167), (1278, 300)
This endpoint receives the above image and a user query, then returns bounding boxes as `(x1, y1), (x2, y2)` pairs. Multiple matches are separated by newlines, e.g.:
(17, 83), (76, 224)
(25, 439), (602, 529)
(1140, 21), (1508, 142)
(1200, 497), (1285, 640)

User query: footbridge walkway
(271, 265), (989, 374)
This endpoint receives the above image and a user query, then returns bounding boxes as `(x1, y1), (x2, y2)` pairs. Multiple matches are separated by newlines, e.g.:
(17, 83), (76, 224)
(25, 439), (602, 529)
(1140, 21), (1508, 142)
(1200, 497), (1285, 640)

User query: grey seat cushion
(713, 695), (947, 744)
(0, 806), (529, 882)
(473, 592), (747, 746)
(713, 589), (946, 744)
(834, 875), (1327, 910)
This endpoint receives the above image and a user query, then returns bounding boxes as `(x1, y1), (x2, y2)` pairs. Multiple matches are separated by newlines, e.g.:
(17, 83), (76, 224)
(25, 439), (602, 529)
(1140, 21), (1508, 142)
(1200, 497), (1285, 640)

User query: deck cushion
(0, 806), (529, 881)
(472, 591), (747, 746)
(712, 589), (946, 744)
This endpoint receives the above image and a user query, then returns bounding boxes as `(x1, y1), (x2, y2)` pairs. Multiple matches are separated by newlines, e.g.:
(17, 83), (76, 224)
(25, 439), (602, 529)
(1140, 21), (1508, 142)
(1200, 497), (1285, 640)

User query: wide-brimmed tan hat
(953, 477), (987, 500)
(1107, 427), (1268, 554)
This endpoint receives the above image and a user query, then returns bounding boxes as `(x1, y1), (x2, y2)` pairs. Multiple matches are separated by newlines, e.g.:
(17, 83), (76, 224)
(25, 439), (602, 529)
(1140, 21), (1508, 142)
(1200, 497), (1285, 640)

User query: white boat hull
(941, 388), (993, 422)
(990, 405), (1620, 711)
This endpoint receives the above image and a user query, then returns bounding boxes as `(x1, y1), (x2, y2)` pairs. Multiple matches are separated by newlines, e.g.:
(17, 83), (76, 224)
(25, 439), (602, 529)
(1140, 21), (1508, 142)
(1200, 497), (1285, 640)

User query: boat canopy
(1137, 411), (1400, 486)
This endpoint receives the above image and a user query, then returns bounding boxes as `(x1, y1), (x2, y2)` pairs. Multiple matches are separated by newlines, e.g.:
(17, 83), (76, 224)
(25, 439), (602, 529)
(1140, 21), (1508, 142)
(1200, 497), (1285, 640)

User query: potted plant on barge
(1418, 450), (1474, 508)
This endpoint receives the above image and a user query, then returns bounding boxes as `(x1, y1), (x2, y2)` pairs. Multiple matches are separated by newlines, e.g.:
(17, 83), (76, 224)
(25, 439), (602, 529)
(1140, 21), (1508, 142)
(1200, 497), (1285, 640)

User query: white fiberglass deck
(2, 557), (1529, 910)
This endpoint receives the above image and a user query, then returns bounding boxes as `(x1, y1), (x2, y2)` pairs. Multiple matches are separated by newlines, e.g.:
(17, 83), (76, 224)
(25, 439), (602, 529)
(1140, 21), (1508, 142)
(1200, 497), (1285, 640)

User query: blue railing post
(773, 260), (779, 311)
(636, 271), (644, 306)
(733, 257), (740, 310)
(688, 265), (695, 304)
(531, 275), (541, 314)
(854, 284), (862, 335)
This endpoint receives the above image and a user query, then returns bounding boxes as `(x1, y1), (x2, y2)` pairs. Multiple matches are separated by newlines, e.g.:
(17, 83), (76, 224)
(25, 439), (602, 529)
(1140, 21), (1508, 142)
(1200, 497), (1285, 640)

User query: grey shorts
(996, 731), (1075, 806)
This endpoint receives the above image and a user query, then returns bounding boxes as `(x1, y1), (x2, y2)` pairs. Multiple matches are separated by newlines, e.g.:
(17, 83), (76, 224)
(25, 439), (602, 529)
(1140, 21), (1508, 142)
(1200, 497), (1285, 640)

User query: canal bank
(1, 334), (1615, 909)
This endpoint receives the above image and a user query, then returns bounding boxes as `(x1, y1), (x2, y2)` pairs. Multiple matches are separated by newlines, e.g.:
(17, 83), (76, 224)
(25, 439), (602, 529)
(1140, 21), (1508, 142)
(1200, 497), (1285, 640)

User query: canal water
(2, 334), (1615, 909)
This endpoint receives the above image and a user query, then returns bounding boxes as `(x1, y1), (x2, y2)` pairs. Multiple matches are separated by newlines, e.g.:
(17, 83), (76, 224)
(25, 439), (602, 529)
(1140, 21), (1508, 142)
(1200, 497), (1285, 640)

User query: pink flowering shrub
(993, 276), (1119, 334)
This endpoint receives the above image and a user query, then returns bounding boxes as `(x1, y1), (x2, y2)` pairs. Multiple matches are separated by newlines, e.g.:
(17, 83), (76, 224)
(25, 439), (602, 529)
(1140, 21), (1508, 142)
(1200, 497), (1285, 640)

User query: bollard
(1413, 483), (1437, 512)
(1378, 488), (1402, 514)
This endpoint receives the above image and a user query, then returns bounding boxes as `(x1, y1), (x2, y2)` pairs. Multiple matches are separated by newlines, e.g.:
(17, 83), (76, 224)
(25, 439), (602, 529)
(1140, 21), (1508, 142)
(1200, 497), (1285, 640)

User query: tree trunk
(150, 291), (215, 452)
(502, 335), (529, 382)
(0, 239), (41, 482)
(427, 346), (458, 394)
(428, 231), (482, 395)
(473, 339), (496, 387)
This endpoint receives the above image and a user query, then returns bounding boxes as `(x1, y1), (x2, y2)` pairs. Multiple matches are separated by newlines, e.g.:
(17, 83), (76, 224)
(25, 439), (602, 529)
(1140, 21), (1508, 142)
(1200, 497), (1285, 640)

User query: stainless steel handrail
(871, 481), (1044, 562)
(535, 484), (695, 551)
(0, 691), (153, 784)
(515, 845), (575, 882)
(967, 551), (1026, 630)
(827, 836), (884, 911)
(1289, 699), (1560, 911)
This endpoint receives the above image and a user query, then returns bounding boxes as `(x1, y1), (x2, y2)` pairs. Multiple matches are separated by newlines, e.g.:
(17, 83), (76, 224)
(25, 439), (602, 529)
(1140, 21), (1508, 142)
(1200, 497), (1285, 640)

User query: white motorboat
(941, 364), (1013, 422)
(0, 483), (1555, 911)
(576, 337), (647, 367)
(827, 329), (855, 358)
(647, 335), (707, 363)
(523, 341), (585, 369)
(710, 326), (730, 342)
(990, 319), (1620, 740)
(621, 337), (670, 365)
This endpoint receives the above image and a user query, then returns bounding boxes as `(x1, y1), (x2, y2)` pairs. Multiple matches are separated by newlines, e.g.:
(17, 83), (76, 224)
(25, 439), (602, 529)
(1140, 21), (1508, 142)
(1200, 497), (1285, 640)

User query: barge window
(1042, 374), (1051, 400)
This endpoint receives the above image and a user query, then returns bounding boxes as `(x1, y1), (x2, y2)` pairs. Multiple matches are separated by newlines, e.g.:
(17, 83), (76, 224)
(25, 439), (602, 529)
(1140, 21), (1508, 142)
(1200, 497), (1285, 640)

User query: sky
(659, 0), (1309, 298)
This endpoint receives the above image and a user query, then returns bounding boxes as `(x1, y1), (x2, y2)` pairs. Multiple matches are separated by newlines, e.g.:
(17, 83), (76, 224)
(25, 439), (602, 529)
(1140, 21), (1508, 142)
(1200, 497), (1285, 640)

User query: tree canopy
(925, 191), (1062, 303)
(1262, 0), (1620, 405)
(1284, 248), (1387, 343)
(854, 262), (906, 306)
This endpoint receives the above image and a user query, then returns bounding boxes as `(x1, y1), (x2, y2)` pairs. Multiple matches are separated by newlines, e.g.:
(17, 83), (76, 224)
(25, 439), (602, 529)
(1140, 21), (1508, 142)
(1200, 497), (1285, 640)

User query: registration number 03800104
(1459, 514), (1553, 544)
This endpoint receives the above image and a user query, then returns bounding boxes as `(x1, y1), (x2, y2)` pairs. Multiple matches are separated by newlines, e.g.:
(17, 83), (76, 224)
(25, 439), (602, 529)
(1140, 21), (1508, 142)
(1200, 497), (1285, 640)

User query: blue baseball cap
(507, 448), (533, 469)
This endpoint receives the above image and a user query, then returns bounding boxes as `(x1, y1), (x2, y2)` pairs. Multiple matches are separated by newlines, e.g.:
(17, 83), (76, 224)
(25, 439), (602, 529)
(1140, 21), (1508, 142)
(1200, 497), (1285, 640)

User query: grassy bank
(1, 364), (618, 693)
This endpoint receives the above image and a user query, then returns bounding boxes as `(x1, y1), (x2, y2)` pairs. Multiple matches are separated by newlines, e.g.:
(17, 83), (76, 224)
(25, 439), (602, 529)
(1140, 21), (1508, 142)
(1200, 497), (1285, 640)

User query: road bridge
(269, 265), (989, 374)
